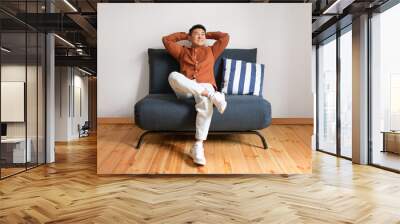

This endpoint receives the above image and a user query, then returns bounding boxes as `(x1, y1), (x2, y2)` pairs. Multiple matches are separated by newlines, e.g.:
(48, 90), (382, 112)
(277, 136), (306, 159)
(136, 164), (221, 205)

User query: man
(162, 24), (229, 166)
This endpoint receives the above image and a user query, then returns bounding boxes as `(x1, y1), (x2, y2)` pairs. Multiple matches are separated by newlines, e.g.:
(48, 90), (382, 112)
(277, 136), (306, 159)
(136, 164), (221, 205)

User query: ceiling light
(63, 0), (78, 12)
(54, 34), (75, 48)
(323, 0), (341, 14)
(322, 0), (355, 14)
(78, 67), (93, 76)
(1, 47), (11, 53)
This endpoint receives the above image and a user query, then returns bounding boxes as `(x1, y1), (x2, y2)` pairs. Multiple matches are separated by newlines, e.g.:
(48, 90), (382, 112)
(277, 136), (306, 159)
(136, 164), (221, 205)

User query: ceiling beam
(67, 13), (97, 45)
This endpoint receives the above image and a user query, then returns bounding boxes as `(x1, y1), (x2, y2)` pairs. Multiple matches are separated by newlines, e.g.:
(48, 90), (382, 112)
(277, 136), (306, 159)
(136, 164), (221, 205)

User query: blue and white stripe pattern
(221, 58), (265, 96)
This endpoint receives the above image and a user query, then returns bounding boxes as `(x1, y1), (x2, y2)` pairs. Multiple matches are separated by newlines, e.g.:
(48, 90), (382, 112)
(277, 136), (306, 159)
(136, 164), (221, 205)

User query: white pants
(168, 71), (215, 141)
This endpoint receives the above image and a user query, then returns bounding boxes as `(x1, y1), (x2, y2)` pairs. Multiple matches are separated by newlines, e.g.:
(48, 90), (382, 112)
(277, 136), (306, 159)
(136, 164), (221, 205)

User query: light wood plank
(97, 124), (312, 174)
(271, 118), (313, 125)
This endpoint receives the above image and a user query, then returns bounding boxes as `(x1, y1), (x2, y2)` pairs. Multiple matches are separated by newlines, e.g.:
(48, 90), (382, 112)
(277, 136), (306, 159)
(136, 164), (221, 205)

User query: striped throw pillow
(221, 58), (265, 96)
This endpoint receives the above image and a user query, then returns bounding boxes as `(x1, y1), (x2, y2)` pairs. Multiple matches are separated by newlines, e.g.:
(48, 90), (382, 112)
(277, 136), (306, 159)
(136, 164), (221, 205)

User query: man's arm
(162, 32), (188, 60)
(206, 32), (230, 58)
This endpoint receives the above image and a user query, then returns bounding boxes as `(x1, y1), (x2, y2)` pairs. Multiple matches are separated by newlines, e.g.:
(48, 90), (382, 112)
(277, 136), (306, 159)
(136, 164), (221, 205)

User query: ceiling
(0, 0), (391, 75)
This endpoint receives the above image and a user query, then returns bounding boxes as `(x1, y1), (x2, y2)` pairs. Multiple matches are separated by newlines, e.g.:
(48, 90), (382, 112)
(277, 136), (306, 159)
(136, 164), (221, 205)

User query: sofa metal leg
(251, 130), (268, 149)
(136, 130), (156, 149)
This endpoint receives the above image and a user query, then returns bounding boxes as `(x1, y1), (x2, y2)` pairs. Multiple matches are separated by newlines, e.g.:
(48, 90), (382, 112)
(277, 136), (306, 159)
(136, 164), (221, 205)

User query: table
(1, 138), (32, 164)
(381, 131), (400, 154)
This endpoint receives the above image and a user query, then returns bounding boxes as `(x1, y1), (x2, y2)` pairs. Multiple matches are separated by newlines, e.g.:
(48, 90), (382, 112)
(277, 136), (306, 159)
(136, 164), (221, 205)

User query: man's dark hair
(189, 24), (206, 35)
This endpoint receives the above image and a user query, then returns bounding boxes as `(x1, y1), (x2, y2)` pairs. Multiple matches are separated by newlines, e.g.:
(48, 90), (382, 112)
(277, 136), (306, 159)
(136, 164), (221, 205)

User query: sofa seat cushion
(134, 94), (272, 131)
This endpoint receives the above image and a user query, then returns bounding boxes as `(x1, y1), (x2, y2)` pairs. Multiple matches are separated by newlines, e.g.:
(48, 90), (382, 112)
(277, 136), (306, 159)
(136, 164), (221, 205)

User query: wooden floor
(97, 124), (313, 174)
(1, 133), (400, 223)
(1, 167), (25, 178)
(1, 164), (44, 178)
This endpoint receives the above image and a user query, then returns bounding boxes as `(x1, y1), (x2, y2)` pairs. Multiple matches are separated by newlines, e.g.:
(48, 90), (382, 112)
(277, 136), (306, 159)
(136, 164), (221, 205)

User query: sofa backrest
(148, 48), (257, 94)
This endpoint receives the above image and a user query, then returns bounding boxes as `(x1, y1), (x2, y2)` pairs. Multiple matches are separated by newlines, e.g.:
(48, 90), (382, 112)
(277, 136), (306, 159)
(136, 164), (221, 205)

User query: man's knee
(168, 71), (180, 84)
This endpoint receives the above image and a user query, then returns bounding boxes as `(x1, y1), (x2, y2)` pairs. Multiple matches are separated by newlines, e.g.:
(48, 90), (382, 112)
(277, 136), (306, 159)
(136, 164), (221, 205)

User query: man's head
(188, 24), (206, 47)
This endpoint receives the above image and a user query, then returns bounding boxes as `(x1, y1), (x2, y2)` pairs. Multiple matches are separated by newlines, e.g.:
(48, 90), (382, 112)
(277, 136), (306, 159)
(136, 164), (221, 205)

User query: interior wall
(55, 66), (69, 141)
(72, 72), (89, 138)
(55, 67), (89, 141)
(1, 65), (40, 139)
(98, 3), (313, 119)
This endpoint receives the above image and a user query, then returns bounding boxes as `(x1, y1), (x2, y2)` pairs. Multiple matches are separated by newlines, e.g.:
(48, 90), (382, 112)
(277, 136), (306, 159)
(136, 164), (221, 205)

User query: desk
(381, 131), (400, 154)
(1, 138), (32, 163)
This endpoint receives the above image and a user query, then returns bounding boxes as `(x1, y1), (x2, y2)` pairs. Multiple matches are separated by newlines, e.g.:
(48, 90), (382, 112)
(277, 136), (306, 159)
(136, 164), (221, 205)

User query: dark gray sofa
(134, 48), (272, 149)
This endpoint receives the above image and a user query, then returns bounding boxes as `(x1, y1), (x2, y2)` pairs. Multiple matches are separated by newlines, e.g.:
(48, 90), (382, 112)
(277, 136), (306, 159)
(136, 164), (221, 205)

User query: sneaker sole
(193, 159), (206, 166)
(189, 150), (206, 166)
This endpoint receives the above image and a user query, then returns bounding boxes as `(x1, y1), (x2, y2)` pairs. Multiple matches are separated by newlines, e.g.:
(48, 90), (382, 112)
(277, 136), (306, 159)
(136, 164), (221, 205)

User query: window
(316, 25), (353, 159)
(318, 36), (337, 155)
(370, 2), (400, 171)
(340, 28), (352, 158)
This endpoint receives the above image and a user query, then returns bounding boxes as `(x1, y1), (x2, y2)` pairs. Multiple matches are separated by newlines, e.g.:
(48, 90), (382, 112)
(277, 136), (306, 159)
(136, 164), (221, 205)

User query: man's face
(189, 28), (206, 47)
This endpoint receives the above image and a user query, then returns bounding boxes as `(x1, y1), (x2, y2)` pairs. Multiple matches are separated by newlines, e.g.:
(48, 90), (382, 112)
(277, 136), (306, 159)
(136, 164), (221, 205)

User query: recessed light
(54, 34), (75, 48)
(78, 67), (93, 76)
(63, 0), (78, 12)
(1, 47), (11, 53)
(322, 0), (354, 15)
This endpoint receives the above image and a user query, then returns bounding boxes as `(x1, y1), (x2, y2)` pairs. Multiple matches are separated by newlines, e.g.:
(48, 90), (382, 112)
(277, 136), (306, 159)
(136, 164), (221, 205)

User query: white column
(46, 32), (55, 163)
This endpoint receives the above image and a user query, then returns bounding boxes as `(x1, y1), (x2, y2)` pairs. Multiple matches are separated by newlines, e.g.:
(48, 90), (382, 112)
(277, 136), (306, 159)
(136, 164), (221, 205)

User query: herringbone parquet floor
(1, 126), (400, 223)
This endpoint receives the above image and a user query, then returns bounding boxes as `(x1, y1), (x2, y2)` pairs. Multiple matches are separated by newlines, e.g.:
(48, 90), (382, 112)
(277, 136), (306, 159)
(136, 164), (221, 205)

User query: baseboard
(98, 117), (313, 125)
(97, 117), (133, 124)
(271, 118), (313, 125)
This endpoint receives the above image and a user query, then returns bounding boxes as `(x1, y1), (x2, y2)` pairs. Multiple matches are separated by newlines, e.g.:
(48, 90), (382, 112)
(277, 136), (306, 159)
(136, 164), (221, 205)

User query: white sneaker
(210, 92), (227, 114)
(189, 143), (206, 166)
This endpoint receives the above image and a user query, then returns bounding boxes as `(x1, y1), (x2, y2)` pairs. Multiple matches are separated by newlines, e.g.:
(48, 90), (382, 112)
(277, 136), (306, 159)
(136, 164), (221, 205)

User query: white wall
(98, 3), (313, 118)
(55, 67), (89, 141)
(1, 65), (42, 138)
(72, 73), (89, 138)
(55, 67), (69, 141)
(1, 64), (46, 163)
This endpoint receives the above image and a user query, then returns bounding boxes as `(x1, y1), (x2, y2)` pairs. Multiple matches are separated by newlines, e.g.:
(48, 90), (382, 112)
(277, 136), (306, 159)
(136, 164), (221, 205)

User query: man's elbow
(225, 33), (230, 41)
(162, 37), (168, 47)
(223, 33), (230, 44)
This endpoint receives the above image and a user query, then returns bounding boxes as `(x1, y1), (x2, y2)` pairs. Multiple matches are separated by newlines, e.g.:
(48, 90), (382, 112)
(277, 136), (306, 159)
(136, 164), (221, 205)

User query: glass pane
(340, 29), (352, 158)
(371, 3), (400, 171)
(27, 31), (38, 169)
(1, 31), (27, 177)
(38, 33), (45, 165)
(26, 0), (39, 169)
(318, 37), (337, 154)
